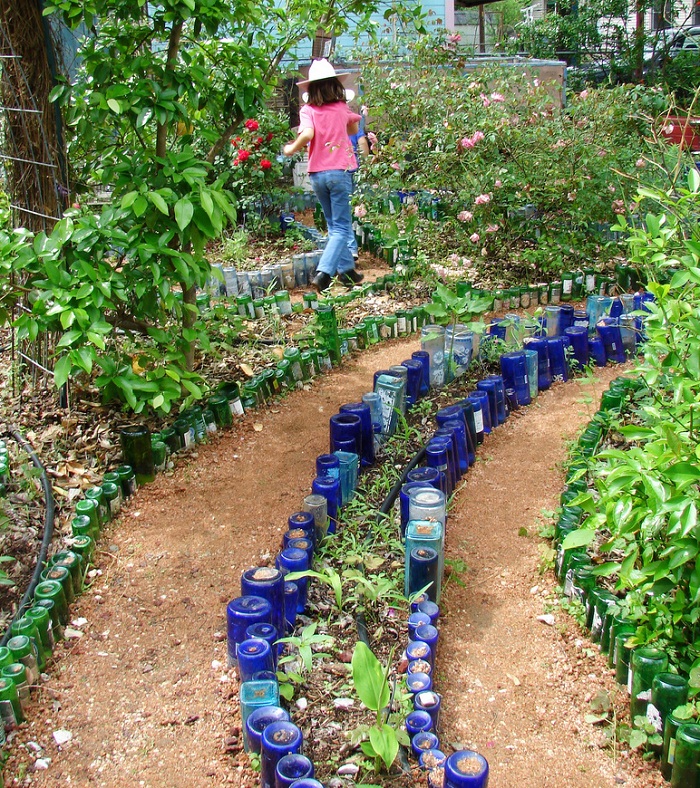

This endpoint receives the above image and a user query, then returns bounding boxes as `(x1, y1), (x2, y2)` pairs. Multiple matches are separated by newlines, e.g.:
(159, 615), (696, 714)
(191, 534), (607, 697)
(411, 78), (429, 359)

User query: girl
(283, 59), (362, 291)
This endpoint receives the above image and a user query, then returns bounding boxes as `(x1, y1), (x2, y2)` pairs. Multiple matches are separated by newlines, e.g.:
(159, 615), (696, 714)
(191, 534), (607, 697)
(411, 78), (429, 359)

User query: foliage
(565, 162), (700, 672)
(352, 37), (669, 278)
(351, 641), (401, 773)
(6, 0), (387, 414)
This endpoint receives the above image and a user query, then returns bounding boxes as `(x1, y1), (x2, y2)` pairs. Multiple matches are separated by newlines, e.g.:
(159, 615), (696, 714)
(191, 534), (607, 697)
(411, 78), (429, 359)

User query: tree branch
(156, 21), (183, 158)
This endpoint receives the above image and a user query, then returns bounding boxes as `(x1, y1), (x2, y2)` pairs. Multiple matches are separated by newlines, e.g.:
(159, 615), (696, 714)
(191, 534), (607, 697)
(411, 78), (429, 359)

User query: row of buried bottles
(0, 463), (139, 747)
(223, 343), (500, 786)
(556, 376), (698, 787)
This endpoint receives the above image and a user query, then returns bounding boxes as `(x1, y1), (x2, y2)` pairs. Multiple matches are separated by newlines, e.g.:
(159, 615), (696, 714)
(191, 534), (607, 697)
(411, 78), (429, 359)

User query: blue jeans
(310, 169), (355, 276)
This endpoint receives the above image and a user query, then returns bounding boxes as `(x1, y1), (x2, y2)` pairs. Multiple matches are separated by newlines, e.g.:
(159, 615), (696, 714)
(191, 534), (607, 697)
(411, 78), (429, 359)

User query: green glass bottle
(151, 440), (167, 472)
(70, 534), (94, 565)
(315, 304), (341, 365)
(10, 617), (46, 673)
(671, 724), (700, 787)
(0, 675), (24, 726)
(662, 711), (686, 781)
(75, 498), (100, 537)
(102, 481), (121, 519)
(651, 673), (688, 733)
(120, 426), (155, 485)
(83, 489), (107, 528)
(609, 619), (635, 670)
(6, 636), (38, 687)
(561, 271), (574, 302)
(208, 394), (233, 428)
(116, 464), (137, 498)
(25, 606), (54, 656)
(0, 649), (12, 672)
(33, 580), (68, 627)
(51, 550), (83, 597)
(42, 564), (74, 606)
(283, 348), (303, 384)
(33, 597), (63, 641)
(630, 648), (668, 720)
(160, 426), (180, 454)
(71, 515), (93, 540)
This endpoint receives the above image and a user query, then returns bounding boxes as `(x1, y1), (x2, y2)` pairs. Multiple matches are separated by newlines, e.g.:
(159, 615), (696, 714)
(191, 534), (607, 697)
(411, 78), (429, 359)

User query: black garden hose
(0, 429), (55, 646)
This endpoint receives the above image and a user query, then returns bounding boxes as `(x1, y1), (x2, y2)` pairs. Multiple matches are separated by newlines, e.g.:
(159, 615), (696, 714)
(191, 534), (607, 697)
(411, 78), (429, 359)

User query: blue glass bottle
(245, 622), (278, 669)
(240, 568), (285, 649)
(418, 600), (440, 624)
(424, 442), (450, 496)
(333, 450), (359, 506)
(398, 359), (421, 406)
(241, 682), (282, 752)
(436, 424), (465, 479)
(288, 537), (313, 568)
(315, 453), (340, 480)
(406, 709), (433, 735)
(564, 326), (589, 370)
(596, 318), (626, 364)
(588, 336), (607, 367)
(559, 303), (574, 333)
(406, 639), (433, 664)
(275, 753), (315, 788)
(276, 548), (309, 612)
(261, 720), (303, 788)
(444, 750), (489, 787)
(284, 581), (298, 632)
(414, 624), (438, 668)
(406, 467), (441, 489)
(420, 748), (447, 772)
(414, 690), (441, 732)
(408, 611), (431, 640)
(311, 475), (340, 534)
(412, 730), (440, 758)
(245, 704), (289, 754)
(339, 402), (374, 466)
(287, 511), (315, 545)
(407, 547), (440, 602)
(411, 350), (431, 397)
(499, 352), (531, 407)
(467, 392), (491, 436)
(227, 595), (272, 666)
(329, 413), (362, 459)
(400, 482), (433, 539)
(237, 638), (274, 683)
(475, 379), (498, 427)
(484, 375), (507, 424)
(405, 521), (443, 601)
(524, 337), (551, 391)
(456, 400), (478, 462)
(547, 337), (568, 381)
(406, 671), (432, 693)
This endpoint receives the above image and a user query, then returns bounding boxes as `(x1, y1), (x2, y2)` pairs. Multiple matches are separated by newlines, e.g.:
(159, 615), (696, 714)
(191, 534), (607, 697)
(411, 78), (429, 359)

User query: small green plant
(351, 641), (404, 773)
(276, 621), (334, 701)
(286, 566), (343, 611)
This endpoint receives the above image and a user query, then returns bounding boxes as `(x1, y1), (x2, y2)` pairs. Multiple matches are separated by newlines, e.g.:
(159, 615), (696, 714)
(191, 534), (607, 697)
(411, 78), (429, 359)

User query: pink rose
(449, 33), (461, 43)
(486, 224), (499, 233)
(567, 192), (576, 202)
(494, 180), (502, 188)
(612, 199), (625, 214)
(490, 92), (505, 102)
(354, 204), (367, 218)
(636, 158), (646, 168)
(474, 193), (491, 205)
(391, 162), (400, 170)
(457, 210), (473, 222)
(470, 233), (480, 243)
(579, 90), (589, 99)
(472, 131), (484, 143)
(461, 137), (475, 149)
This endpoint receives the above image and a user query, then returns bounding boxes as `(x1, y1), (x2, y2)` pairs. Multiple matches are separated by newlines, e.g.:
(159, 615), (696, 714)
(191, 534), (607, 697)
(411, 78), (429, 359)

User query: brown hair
(307, 77), (347, 107)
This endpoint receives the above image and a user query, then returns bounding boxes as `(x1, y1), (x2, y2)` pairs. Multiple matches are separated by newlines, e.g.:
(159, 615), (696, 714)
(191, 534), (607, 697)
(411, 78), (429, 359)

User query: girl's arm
(283, 127), (314, 156)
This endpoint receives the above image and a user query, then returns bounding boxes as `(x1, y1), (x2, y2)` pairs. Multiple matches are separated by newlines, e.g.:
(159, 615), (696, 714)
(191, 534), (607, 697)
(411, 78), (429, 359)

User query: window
(652, 0), (674, 29)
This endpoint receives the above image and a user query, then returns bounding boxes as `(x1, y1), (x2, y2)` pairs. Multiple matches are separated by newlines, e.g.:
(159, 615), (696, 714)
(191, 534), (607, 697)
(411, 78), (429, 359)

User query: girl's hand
(283, 143), (295, 157)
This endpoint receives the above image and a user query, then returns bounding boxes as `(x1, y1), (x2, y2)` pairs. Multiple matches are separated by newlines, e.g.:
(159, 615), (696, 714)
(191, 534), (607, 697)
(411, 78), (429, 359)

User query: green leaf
(665, 462), (700, 488)
(149, 192), (169, 216)
(352, 641), (389, 713)
(368, 724), (398, 771)
(561, 529), (596, 551)
(174, 198), (194, 232)
(53, 355), (72, 388)
(107, 98), (122, 114)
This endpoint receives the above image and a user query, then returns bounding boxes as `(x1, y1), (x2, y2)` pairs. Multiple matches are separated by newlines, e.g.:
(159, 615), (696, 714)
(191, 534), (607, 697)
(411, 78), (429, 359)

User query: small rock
(337, 763), (359, 776)
(71, 618), (88, 627)
(63, 627), (83, 639)
(212, 631), (225, 642)
(211, 660), (223, 670)
(333, 698), (354, 710)
(26, 741), (43, 754)
(53, 729), (72, 747)
(537, 614), (556, 626)
(33, 759), (50, 770)
(296, 697), (308, 711)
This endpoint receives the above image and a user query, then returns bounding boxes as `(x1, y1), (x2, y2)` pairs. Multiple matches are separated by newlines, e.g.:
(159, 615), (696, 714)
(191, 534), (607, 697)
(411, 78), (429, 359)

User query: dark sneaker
(312, 271), (332, 292)
(341, 269), (364, 287)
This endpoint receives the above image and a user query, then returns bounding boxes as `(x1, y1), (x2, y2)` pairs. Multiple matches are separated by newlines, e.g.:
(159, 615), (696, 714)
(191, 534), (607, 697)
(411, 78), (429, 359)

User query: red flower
(254, 136), (264, 148)
(237, 149), (250, 162)
(266, 132), (274, 142)
(230, 136), (241, 147)
(244, 119), (259, 131)
(260, 159), (272, 170)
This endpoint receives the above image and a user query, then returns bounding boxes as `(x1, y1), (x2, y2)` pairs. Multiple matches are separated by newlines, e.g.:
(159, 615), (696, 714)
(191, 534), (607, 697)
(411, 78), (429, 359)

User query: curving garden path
(10, 340), (661, 787)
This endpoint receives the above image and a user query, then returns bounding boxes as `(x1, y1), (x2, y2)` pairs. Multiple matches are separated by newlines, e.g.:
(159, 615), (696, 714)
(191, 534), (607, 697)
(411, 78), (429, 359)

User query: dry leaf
(271, 346), (285, 360)
(239, 363), (255, 378)
(506, 673), (521, 686)
(253, 423), (263, 432)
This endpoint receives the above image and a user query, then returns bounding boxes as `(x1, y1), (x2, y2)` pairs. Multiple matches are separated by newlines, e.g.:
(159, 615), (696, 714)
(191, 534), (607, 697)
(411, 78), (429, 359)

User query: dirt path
(11, 349), (660, 787)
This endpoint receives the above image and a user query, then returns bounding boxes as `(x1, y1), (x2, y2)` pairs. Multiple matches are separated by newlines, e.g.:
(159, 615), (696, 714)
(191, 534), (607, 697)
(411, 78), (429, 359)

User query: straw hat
(296, 58), (351, 88)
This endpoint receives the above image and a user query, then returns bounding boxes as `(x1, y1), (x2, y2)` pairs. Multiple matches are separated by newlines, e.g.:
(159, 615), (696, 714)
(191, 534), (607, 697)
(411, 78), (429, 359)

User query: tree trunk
(0, 0), (65, 232)
(182, 283), (197, 372)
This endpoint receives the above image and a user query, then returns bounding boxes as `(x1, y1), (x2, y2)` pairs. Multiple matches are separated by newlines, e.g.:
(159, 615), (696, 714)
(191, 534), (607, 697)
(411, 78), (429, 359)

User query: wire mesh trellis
(0, 0), (70, 402)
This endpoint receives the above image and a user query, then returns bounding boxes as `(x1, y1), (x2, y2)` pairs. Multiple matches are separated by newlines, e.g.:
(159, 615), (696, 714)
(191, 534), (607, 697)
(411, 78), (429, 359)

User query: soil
(2, 340), (664, 788)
